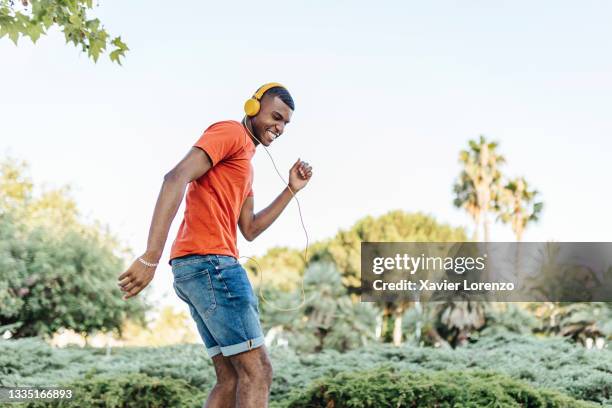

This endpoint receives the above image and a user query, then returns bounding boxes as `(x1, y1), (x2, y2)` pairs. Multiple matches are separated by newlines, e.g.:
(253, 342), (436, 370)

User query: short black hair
(263, 86), (295, 111)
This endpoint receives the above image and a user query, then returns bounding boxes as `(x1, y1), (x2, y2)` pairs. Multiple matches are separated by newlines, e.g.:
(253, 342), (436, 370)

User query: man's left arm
(239, 158), (312, 241)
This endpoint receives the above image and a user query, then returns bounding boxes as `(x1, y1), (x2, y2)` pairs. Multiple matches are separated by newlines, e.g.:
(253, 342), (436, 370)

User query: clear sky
(2, 0), (611, 309)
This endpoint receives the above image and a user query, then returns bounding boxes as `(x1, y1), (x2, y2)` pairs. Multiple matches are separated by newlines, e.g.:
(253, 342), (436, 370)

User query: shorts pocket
(213, 264), (254, 302)
(174, 269), (208, 283)
(173, 267), (217, 318)
(172, 259), (214, 282)
(213, 255), (239, 270)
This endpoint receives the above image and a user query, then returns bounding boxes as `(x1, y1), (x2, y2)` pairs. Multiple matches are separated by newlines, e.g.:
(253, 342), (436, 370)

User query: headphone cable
(240, 116), (315, 311)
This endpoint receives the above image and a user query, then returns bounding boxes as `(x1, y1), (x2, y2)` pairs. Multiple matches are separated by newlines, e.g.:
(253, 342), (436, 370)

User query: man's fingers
(118, 279), (133, 291)
(299, 163), (312, 179)
(291, 158), (301, 170)
(121, 280), (139, 293)
(298, 162), (311, 173)
(119, 258), (152, 299)
(122, 285), (142, 300)
(118, 276), (132, 286)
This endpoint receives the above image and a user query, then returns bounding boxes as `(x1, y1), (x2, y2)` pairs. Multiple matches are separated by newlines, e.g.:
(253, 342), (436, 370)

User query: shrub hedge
(282, 367), (599, 408)
(23, 373), (204, 408)
(1, 331), (610, 407)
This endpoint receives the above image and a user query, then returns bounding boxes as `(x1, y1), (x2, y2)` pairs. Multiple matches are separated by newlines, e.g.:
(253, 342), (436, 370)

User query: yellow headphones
(244, 82), (286, 117)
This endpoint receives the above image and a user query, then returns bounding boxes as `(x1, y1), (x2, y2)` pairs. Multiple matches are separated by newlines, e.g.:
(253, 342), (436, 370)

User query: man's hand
(117, 256), (156, 300)
(288, 158), (313, 192)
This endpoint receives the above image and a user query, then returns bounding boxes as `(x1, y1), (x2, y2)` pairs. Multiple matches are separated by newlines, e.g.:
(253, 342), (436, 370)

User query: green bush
(260, 262), (378, 353)
(2, 332), (610, 406)
(0, 337), (146, 387)
(283, 367), (599, 408)
(269, 332), (611, 405)
(0, 211), (148, 340)
(23, 373), (204, 408)
(0, 339), (217, 389)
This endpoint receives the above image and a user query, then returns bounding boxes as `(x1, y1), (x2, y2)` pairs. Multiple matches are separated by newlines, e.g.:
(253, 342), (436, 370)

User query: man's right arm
(118, 146), (213, 300)
(143, 146), (212, 263)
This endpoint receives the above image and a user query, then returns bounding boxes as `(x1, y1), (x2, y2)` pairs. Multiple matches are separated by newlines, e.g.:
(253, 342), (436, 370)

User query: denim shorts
(170, 254), (264, 358)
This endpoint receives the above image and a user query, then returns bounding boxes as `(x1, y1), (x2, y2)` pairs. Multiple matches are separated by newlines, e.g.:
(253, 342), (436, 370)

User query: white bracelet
(138, 257), (159, 267)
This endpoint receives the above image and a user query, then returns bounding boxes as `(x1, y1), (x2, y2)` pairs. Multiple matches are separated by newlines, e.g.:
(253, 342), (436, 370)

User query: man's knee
(231, 347), (273, 387)
(212, 354), (239, 389)
(215, 369), (238, 389)
(261, 353), (273, 386)
(214, 377), (238, 392)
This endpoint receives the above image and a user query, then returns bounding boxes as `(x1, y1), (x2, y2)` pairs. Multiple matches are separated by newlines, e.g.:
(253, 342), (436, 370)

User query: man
(117, 83), (312, 407)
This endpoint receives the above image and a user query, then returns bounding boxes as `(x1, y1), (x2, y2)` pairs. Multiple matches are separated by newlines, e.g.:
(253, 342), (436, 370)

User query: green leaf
(109, 36), (128, 65)
(7, 23), (20, 44)
(109, 48), (122, 65)
(27, 21), (44, 43)
(68, 14), (81, 25)
(87, 34), (106, 62)
(1, 0), (128, 64)
(41, 14), (54, 29)
(111, 35), (128, 51)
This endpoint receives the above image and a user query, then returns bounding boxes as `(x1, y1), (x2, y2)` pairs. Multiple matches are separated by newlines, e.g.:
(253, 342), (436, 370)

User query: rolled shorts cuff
(206, 345), (222, 358)
(220, 336), (265, 356)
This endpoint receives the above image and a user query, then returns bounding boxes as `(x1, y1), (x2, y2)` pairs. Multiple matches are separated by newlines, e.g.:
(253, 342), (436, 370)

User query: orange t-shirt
(170, 120), (255, 261)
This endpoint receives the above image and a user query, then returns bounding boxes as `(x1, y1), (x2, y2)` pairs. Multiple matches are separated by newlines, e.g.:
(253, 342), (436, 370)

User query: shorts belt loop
(247, 339), (253, 350)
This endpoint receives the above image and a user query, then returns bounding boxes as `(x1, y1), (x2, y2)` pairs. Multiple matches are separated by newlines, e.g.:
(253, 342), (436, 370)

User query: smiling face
(250, 94), (293, 147)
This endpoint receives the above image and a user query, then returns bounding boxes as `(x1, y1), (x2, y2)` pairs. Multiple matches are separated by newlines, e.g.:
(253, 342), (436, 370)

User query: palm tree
(495, 177), (543, 285)
(496, 177), (543, 242)
(446, 136), (505, 346)
(453, 135), (505, 241)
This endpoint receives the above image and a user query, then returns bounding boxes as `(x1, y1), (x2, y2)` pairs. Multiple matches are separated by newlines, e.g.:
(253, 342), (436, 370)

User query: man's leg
(204, 354), (239, 408)
(229, 346), (273, 408)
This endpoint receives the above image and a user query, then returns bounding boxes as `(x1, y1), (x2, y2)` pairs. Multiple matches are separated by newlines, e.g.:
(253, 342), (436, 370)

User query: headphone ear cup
(244, 98), (260, 117)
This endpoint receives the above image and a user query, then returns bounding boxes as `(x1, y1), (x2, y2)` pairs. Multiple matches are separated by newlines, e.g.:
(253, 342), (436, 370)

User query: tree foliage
(247, 211), (468, 294)
(311, 210), (468, 292)
(453, 136), (545, 243)
(530, 302), (612, 345)
(0, 0), (128, 64)
(259, 262), (378, 353)
(0, 157), (147, 338)
(453, 135), (506, 241)
(496, 176), (544, 241)
(243, 246), (307, 292)
(251, 210), (469, 347)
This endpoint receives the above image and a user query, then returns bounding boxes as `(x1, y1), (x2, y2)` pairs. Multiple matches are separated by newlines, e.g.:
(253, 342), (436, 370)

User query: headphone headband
(252, 82), (285, 101)
(244, 82), (287, 117)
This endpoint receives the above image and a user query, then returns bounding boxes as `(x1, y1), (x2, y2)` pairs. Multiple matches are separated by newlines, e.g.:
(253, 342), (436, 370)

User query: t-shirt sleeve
(247, 187), (254, 197)
(194, 121), (244, 165)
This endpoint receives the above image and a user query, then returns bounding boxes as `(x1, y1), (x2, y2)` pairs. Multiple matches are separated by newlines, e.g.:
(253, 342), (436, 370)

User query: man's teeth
(267, 130), (277, 140)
